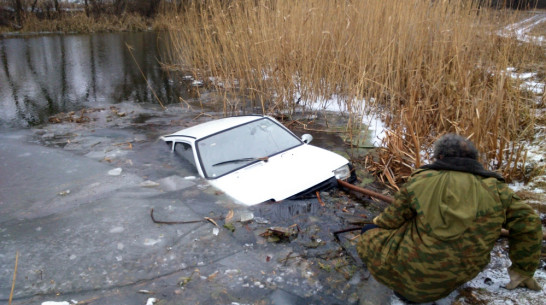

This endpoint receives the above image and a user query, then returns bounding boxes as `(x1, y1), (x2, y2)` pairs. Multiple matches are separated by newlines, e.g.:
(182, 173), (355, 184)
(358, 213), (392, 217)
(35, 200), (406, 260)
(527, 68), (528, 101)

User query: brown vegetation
(165, 0), (544, 188)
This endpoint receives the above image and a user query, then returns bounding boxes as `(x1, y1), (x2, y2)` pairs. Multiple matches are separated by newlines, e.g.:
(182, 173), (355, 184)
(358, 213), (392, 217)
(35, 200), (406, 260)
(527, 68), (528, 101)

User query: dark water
(0, 31), (187, 128)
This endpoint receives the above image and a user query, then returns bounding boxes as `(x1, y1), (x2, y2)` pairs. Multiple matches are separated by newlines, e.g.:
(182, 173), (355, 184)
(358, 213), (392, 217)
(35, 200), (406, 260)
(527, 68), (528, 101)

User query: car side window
(174, 142), (197, 169)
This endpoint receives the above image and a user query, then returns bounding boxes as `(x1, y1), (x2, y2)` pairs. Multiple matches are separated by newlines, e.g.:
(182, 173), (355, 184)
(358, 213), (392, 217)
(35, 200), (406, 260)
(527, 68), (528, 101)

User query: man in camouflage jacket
(357, 134), (543, 303)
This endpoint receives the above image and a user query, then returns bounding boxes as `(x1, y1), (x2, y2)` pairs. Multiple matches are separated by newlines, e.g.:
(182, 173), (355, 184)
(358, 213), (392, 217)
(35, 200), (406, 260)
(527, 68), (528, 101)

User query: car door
(170, 139), (204, 178)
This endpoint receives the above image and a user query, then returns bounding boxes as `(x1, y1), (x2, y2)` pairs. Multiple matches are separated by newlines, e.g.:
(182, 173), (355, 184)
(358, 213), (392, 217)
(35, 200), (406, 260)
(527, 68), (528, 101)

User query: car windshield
(197, 118), (302, 178)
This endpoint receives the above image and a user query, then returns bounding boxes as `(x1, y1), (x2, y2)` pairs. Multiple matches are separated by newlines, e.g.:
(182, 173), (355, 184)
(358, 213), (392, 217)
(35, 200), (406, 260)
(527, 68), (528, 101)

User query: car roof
(167, 115), (267, 140)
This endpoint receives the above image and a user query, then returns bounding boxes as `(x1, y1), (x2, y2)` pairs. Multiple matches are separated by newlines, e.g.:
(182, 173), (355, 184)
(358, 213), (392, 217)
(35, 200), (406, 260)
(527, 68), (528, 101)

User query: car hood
(208, 144), (348, 205)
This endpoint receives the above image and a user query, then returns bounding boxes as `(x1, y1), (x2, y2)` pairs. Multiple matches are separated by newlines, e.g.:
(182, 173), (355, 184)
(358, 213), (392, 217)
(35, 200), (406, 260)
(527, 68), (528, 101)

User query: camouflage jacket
(356, 168), (542, 303)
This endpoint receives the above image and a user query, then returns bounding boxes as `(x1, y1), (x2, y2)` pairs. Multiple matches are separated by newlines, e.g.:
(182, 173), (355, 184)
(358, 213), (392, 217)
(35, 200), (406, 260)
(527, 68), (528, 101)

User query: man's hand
(505, 269), (542, 291)
(360, 224), (378, 234)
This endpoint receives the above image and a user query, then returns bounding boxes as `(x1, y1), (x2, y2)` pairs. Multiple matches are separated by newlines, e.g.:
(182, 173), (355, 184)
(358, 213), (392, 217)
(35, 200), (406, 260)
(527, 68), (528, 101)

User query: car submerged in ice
(161, 115), (355, 206)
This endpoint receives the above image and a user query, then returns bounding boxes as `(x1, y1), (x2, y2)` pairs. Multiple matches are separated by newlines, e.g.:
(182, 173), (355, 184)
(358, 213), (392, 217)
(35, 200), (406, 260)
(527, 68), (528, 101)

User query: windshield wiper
(212, 156), (269, 167)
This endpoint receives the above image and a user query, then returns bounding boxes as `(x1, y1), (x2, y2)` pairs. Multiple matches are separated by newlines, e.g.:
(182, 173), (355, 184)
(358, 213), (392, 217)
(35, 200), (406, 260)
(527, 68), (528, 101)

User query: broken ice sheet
(240, 211), (254, 222)
(108, 167), (122, 176)
(57, 189), (71, 196)
(254, 216), (269, 224)
(140, 180), (159, 187)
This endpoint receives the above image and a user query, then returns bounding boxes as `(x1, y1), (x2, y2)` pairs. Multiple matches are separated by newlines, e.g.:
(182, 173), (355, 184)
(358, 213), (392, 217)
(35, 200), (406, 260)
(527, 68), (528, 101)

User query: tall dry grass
(165, 0), (541, 187)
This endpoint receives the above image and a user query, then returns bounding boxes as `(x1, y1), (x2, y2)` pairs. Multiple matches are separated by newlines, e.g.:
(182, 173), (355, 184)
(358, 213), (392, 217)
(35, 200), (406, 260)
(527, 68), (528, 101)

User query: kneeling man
(357, 134), (542, 303)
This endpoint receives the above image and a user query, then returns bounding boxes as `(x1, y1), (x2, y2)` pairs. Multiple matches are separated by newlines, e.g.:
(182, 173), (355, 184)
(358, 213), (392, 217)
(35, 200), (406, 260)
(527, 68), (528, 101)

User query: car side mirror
(301, 134), (313, 144)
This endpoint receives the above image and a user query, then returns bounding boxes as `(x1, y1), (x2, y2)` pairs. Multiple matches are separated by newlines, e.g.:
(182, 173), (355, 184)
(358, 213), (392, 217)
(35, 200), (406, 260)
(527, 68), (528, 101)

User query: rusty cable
(337, 179), (394, 203)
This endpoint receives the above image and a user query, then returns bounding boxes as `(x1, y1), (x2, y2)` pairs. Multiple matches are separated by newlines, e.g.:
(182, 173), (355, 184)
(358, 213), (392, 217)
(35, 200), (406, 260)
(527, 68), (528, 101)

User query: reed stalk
(8, 251), (19, 305)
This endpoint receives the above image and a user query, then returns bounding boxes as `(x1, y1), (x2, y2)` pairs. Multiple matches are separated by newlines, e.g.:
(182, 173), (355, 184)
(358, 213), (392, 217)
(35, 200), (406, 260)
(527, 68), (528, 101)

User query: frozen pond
(0, 32), (382, 305)
(1, 23), (545, 304)
(0, 102), (384, 305)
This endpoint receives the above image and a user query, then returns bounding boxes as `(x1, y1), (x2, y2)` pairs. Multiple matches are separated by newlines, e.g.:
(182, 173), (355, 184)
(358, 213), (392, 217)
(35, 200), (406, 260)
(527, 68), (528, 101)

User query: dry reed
(164, 0), (540, 186)
(8, 251), (19, 305)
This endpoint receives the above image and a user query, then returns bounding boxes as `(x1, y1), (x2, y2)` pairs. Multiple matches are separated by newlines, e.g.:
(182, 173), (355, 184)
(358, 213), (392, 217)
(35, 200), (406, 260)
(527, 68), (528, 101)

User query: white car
(161, 115), (355, 206)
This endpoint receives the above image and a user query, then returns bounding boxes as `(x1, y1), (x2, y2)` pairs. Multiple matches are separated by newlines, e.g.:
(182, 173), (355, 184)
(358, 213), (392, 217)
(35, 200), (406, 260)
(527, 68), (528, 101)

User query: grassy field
(164, 0), (545, 187)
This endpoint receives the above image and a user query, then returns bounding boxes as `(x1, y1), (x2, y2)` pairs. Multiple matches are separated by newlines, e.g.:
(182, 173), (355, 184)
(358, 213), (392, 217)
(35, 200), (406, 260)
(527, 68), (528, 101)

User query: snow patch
(498, 14), (546, 46)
